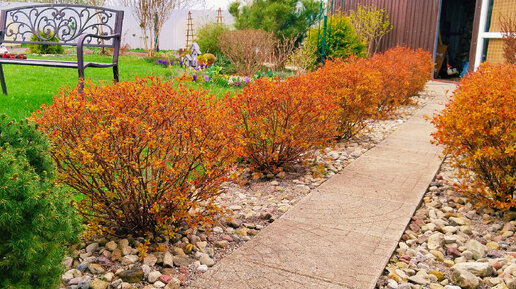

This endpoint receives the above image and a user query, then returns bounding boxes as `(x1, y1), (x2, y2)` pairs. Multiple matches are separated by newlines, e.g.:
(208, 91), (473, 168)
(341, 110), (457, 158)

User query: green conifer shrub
(0, 116), (80, 289)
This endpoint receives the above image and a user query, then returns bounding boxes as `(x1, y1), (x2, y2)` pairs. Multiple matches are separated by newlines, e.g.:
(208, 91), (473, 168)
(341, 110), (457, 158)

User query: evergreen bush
(0, 116), (80, 289)
(29, 31), (64, 55)
(195, 23), (230, 56)
(306, 14), (365, 64)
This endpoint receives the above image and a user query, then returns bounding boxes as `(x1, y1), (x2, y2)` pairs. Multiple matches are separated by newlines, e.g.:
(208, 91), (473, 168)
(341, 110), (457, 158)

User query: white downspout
(474, 0), (490, 70)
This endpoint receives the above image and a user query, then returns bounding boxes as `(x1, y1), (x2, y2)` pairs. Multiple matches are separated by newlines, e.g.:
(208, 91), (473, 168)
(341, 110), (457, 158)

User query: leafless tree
(122, 0), (198, 56)
(500, 16), (516, 64)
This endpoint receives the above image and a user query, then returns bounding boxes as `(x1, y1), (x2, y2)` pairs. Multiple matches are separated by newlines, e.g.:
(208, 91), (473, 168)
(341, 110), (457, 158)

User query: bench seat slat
(0, 58), (115, 69)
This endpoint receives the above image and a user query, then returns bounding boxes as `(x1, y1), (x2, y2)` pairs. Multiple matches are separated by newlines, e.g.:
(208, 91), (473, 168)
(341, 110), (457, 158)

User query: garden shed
(334, 0), (516, 77)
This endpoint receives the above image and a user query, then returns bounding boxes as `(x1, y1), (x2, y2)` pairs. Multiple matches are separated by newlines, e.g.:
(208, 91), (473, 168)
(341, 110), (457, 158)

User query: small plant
(32, 78), (240, 237)
(500, 16), (516, 64)
(29, 31), (64, 54)
(230, 76), (338, 173)
(268, 36), (297, 71)
(155, 59), (170, 67)
(194, 23), (230, 55)
(287, 40), (318, 74)
(218, 29), (275, 76)
(306, 14), (366, 64)
(431, 63), (516, 210)
(349, 4), (393, 57)
(0, 116), (80, 288)
(198, 53), (217, 67)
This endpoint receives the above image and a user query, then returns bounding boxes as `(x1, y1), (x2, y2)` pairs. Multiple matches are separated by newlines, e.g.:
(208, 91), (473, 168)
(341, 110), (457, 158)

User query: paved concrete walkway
(190, 81), (456, 289)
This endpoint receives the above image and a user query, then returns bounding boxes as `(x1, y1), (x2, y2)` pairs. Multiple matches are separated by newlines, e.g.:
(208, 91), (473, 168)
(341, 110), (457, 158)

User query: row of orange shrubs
(32, 47), (433, 237)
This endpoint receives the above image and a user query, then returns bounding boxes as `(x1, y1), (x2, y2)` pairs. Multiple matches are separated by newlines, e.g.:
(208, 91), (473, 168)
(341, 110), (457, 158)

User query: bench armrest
(77, 33), (121, 69)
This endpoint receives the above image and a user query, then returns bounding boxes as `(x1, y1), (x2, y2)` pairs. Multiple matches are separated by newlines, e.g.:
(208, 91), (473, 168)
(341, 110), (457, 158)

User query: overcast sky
(194, 0), (235, 10)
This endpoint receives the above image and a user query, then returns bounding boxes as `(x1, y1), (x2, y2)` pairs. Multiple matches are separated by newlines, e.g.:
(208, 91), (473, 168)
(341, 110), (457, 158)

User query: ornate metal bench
(0, 4), (124, 94)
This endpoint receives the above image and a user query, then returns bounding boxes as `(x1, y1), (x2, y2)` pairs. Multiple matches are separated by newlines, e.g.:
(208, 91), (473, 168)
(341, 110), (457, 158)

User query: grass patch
(0, 53), (240, 120)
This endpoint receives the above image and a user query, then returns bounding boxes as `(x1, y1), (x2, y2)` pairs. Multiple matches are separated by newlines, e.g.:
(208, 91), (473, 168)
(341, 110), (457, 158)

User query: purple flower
(180, 60), (183, 66)
(193, 74), (197, 81)
(170, 61), (174, 65)
(204, 75), (210, 82)
(244, 76), (250, 83)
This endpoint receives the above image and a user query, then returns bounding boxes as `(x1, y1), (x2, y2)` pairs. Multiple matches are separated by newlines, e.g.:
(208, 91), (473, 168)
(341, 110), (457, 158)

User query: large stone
(173, 255), (193, 267)
(486, 241), (500, 250)
(160, 274), (174, 283)
(506, 278), (516, 289)
(465, 240), (485, 260)
(408, 274), (430, 285)
(111, 249), (122, 261)
(215, 240), (229, 248)
(90, 278), (108, 289)
(117, 267), (144, 283)
(163, 251), (174, 268)
(105, 241), (118, 251)
(200, 254), (215, 267)
(429, 270), (444, 281)
(78, 276), (92, 289)
(62, 269), (82, 282)
(147, 271), (162, 283)
(386, 279), (398, 289)
(143, 253), (157, 266)
(164, 278), (181, 289)
(141, 264), (151, 276)
(88, 263), (105, 274)
(86, 243), (100, 254)
(449, 217), (466, 226)
(450, 268), (479, 289)
(104, 272), (115, 282)
(452, 262), (493, 277)
(428, 233), (444, 250)
(172, 246), (186, 257)
(122, 255), (139, 265)
(121, 245), (133, 256)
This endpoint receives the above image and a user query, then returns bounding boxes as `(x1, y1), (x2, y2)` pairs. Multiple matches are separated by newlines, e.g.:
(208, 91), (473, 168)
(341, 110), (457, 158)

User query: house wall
(485, 0), (516, 64)
(333, 0), (441, 55)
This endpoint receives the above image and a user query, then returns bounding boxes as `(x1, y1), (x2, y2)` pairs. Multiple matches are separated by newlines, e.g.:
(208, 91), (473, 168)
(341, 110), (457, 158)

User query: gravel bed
(60, 91), (437, 289)
(376, 158), (516, 289)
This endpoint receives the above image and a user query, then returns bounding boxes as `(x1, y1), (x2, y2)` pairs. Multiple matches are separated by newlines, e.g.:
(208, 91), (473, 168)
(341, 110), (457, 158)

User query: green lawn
(0, 53), (240, 120)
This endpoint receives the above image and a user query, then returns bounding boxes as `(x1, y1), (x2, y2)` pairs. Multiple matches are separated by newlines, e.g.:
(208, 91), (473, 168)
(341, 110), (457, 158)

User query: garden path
(189, 81), (456, 289)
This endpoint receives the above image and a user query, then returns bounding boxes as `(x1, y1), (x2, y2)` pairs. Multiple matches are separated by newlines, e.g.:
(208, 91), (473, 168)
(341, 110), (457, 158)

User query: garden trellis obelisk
(216, 8), (223, 24)
(185, 11), (194, 49)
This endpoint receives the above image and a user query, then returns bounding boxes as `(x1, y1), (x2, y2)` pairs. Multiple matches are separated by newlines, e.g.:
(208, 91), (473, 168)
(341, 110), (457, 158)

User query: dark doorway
(435, 0), (476, 79)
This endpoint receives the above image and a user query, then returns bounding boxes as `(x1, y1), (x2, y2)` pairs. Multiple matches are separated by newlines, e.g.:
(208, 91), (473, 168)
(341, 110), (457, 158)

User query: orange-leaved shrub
(432, 63), (516, 210)
(230, 76), (339, 173)
(32, 78), (240, 237)
(311, 57), (383, 138)
(370, 46), (433, 115)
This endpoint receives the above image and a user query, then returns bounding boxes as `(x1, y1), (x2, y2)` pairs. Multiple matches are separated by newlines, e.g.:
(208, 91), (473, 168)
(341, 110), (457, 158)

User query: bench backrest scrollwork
(0, 4), (123, 47)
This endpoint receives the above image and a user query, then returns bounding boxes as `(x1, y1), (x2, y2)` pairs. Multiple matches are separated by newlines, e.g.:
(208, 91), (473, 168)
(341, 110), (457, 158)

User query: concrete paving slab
(189, 259), (350, 289)
(282, 193), (415, 240)
(317, 164), (436, 203)
(213, 218), (395, 288)
(188, 82), (456, 289)
(363, 144), (441, 163)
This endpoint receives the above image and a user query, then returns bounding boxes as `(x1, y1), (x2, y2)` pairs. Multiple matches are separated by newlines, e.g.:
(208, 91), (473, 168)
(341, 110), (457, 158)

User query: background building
(334, 0), (516, 76)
